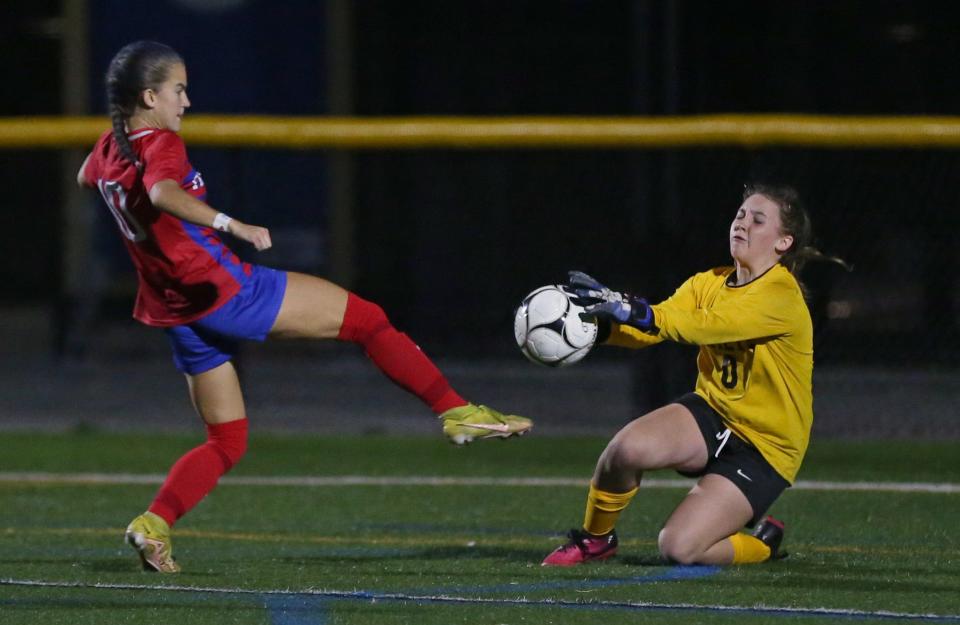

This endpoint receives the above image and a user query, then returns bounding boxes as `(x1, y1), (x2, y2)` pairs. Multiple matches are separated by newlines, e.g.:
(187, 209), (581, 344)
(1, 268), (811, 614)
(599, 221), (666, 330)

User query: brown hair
(105, 41), (183, 168)
(743, 183), (850, 276)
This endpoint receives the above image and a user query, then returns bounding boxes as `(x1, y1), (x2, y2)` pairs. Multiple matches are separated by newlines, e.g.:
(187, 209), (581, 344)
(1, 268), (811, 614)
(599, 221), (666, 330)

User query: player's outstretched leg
(439, 403), (533, 444)
(272, 276), (534, 444)
(125, 511), (180, 573)
(334, 290), (533, 444)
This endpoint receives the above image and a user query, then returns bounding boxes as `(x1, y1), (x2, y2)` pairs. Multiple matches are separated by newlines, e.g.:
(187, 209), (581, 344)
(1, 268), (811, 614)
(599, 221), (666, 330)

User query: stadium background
(0, 1), (957, 439)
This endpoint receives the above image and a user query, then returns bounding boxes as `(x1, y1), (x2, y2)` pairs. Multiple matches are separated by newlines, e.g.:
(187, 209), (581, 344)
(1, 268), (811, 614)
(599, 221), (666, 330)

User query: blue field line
(409, 564), (721, 595)
(4, 578), (960, 622)
(262, 594), (328, 625)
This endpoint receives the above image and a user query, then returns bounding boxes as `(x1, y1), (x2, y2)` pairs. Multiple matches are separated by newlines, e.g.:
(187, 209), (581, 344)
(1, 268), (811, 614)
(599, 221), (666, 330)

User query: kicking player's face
(729, 194), (793, 269)
(144, 63), (190, 132)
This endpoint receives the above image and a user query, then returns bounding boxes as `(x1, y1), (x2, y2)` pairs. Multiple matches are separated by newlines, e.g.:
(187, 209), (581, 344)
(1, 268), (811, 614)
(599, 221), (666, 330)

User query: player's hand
(565, 270), (623, 306)
(583, 295), (656, 333)
(567, 271), (656, 332)
(229, 221), (272, 251)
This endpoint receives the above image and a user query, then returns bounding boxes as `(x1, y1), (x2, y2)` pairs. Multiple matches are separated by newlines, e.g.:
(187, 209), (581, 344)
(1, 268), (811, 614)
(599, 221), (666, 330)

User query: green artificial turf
(0, 432), (958, 624)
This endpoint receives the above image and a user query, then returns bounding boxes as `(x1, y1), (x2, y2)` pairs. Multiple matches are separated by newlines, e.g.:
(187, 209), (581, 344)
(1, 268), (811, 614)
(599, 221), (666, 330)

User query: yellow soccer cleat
(440, 403), (533, 445)
(125, 511), (181, 573)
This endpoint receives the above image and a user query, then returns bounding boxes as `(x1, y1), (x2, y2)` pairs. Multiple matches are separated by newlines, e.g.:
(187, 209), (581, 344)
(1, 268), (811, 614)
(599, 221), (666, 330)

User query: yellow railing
(4, 114), (960, 149)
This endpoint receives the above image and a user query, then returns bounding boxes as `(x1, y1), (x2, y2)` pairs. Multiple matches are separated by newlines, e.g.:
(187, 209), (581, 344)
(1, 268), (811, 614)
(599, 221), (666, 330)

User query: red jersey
(83, 128), (251, 326)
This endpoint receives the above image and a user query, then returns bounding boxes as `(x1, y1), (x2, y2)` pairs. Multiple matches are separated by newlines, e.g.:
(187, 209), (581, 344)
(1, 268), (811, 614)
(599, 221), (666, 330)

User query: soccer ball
(514, 285), (598, 367)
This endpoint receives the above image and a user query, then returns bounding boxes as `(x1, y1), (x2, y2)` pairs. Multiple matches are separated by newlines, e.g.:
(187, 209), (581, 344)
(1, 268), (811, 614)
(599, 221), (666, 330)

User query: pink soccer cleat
(542, 528), (618, 566)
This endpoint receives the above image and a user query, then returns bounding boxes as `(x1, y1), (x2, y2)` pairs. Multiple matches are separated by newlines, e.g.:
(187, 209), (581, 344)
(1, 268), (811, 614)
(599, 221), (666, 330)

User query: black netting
(349, 147), (959, 369)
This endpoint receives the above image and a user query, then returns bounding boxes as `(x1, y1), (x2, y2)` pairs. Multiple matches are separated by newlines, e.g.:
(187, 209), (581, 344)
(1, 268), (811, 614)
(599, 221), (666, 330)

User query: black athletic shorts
(674, 393), (790, 527)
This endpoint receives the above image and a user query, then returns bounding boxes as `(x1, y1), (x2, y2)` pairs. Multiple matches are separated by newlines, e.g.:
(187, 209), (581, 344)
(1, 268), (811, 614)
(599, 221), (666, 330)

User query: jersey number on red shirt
(97, 179), (147, 242)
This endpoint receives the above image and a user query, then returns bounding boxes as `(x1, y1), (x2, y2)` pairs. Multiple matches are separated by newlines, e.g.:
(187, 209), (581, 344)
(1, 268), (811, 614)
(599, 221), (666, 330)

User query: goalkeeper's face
(729, 193), (794, 271)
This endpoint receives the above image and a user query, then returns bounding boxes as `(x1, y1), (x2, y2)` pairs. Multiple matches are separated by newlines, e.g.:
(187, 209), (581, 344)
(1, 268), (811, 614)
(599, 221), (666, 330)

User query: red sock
(148, 418), (248, 527)
(337, 293), (466, 414)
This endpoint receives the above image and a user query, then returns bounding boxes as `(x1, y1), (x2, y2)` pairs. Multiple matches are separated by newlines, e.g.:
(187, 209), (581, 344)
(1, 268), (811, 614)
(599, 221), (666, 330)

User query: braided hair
(743, 183), (850, 277)
(105, 41), (183, 168)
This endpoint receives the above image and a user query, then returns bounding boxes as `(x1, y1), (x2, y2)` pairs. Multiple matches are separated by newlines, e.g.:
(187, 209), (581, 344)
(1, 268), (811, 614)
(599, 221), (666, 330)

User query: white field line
(1, 578), (959, 622)
(0, 472), (958, 493)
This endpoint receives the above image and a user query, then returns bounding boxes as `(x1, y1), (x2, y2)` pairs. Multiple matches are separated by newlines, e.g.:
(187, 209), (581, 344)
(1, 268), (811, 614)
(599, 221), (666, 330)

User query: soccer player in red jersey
(78, 41), (532, 573)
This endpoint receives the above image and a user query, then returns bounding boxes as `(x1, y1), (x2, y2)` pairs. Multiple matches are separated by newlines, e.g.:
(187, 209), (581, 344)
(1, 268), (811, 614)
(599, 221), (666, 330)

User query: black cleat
(752, 516), (788, 560)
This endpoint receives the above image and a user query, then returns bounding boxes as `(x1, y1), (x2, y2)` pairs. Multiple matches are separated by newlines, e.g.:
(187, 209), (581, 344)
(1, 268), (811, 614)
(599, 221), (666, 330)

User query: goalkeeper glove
(566, 270), (622, 306)
(566, 270), (657, 333)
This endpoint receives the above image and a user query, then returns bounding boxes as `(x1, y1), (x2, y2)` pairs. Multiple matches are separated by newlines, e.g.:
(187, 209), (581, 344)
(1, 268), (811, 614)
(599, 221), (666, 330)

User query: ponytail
(743, 183), (851, 277)
(109, 102), (140, 169)
(782, 244), (851, 276)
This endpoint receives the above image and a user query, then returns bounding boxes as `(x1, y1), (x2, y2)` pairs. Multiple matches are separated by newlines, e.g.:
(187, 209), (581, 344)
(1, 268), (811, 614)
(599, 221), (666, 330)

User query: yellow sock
(729, 532), (771, 564)
(582, 483), (638, 536)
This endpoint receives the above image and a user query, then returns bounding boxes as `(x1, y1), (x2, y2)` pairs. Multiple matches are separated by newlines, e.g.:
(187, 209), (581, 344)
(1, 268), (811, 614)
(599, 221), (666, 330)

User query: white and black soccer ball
(514, 285), (598, 367)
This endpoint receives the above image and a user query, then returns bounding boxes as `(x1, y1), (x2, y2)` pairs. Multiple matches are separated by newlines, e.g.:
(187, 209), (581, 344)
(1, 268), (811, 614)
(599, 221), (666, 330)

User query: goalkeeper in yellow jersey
(543, 184), (847, 567)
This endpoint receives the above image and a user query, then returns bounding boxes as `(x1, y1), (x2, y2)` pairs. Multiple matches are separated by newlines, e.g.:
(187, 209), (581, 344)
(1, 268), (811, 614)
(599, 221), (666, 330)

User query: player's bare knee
(657, 527), (703, 565)
(596, 440), (634, 476)
(202, 409), (246, 427)
(598, 433), (656, 475)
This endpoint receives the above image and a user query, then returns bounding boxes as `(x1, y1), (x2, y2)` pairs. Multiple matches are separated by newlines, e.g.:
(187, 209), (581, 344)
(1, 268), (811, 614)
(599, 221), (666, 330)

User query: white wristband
(212, 213), (233, 232)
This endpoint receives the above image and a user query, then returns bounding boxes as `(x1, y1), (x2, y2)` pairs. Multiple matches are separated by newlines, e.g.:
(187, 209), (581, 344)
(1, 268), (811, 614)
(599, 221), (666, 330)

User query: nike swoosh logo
(467, 423), (513, 433)
(736, 469), (753, 482)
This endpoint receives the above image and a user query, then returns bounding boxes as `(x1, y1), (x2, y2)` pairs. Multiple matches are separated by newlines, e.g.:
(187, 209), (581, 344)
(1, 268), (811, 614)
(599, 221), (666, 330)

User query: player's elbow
(77, 154), (92, 188)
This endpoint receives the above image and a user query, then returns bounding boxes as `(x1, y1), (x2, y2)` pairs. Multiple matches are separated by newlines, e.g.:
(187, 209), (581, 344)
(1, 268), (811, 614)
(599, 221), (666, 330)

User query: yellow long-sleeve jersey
(607, 264), (813, 483)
